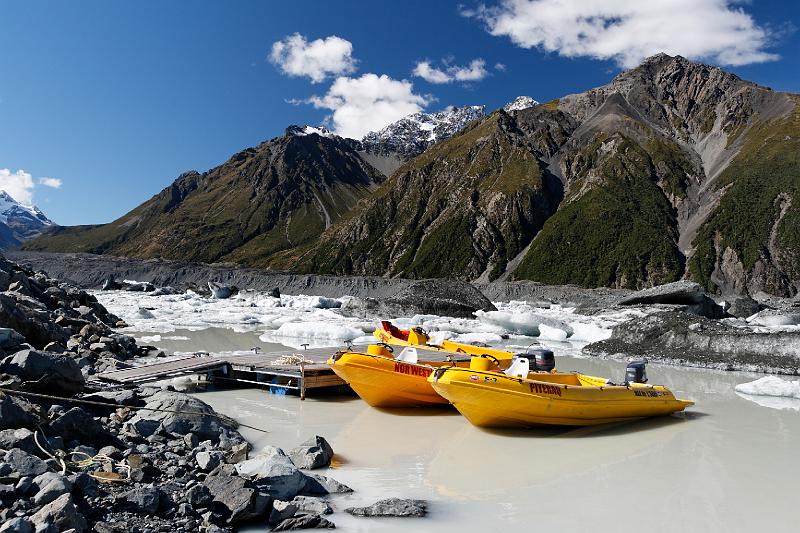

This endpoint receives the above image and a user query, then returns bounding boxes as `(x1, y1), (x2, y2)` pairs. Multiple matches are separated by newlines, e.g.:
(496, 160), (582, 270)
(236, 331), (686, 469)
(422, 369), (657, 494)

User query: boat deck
(95, 346), (346, 395)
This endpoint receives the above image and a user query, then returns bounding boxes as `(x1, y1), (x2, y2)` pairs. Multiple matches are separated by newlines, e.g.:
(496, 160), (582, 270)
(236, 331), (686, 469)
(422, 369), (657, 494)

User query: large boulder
(585, 310), (800, 373)
(0, 293), (70, 349)
(203, 474), (270, 523)
(272, 514), (335, 531)
(289, 436), (334, 470)
(0, 428), (37, 455)
(345, 498), (427, 517)
(30, 494), (87, 532)
(618, 281), (724, 318)
(48, 407), (113, 446)
(4, 448), (48, 477)
(0, 392), (42, 430)
(344, 279), (496, 319)
(32, 472), (73, 506)
(301, 473), (353, 495)
(726, 295), (761, 319)
(124, 390), (241, 443)
(0, 349), (84, 396)
(116, 486), (162, 514)
(0, 328), (25, 350)
(236, 446), (306, 501)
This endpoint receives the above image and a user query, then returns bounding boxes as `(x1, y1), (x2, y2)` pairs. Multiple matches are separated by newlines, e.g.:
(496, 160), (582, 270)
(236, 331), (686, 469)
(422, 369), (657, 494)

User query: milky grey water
(154, 328), (800, 533)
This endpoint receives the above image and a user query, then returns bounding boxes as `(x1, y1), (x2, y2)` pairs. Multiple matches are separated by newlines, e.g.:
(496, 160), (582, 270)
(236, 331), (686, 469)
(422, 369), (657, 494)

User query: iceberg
(734, 376), (800, 399)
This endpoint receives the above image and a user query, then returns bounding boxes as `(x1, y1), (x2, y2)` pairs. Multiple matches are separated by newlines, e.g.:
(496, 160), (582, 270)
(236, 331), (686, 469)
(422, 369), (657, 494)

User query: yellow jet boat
(329, 321), (520, 408)
(429, 358), (694, 427)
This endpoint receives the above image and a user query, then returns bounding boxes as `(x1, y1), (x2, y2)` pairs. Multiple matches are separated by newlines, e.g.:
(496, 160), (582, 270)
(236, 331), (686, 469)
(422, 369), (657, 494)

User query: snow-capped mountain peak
(285, 125), (337, 138)
(0, 190), (54, 249)
(0, 190), (52, 226)
(503, 96), (539, 113)
(360, 104), (486, 159)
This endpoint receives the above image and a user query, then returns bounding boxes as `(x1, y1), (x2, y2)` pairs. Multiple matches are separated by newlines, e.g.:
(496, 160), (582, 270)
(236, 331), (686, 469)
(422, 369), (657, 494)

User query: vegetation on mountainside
(514, 134), (685, 289)
(288, 113), (560, 280)
(688, 97), (800, 293)
(25, 135), (382, 264)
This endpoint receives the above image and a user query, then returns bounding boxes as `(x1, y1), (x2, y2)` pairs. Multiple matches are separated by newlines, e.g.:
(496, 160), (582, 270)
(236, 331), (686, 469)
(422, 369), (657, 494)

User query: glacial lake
(131, 327), (800, 533)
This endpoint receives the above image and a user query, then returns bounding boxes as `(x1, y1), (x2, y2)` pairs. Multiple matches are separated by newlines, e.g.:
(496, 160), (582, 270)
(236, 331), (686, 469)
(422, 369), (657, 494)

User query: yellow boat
(329, 321), (526, 408)
(428, 359), (694, 427)
(373, 321), (514, 362)
(328, 343), (472, 407)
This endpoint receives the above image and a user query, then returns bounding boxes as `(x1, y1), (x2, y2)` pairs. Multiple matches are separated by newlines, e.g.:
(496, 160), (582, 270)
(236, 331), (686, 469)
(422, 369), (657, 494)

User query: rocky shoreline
(0, 254), (425, 531)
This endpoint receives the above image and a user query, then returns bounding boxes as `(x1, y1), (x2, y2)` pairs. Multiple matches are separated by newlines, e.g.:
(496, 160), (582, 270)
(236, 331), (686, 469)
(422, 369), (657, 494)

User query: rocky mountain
(0, 191), (54, 249)
(357, 105), (486, 175)
(25, 54), (800, 296)
(25, 127), (384, 264)
(275, 54), (799, 296)
(503, 96), (539, 112)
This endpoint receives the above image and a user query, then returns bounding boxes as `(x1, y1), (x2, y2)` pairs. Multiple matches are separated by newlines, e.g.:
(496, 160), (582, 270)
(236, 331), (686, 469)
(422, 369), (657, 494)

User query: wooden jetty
(96, 346), (347, 398)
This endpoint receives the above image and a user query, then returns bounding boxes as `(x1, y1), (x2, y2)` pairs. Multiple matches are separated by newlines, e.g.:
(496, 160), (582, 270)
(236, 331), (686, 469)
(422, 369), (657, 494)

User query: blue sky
(1, 0), (798, 225)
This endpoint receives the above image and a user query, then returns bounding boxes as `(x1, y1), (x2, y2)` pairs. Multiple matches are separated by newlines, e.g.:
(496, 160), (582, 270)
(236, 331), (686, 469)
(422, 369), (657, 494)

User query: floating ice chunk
(734, 376), (800, 399)
(475, 310), (543, 336)
(139, 334), (162, 343)
(452, 332), (504, 345)
(538, 324), (570, 342)
(569, 322), (612, 343)
(267, 321), (364, 341)
(428, 330), (456, 345)
(281, 295), (342, 309)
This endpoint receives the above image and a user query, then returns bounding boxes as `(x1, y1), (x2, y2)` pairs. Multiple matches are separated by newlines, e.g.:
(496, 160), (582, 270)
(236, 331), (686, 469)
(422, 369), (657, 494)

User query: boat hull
(429, 368), (693, 428)
(329, 351), (452, 408)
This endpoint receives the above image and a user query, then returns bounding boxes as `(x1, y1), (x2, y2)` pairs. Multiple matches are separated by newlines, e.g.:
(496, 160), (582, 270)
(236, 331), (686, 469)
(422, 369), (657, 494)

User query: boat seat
(504, 357), (530, 378)
(396, 347), (418, 364)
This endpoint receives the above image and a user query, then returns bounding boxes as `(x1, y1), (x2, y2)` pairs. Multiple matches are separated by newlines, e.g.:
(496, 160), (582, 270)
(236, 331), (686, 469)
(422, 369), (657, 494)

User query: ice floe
(734, 376), (800, 411)
(92, 288), (628, 352)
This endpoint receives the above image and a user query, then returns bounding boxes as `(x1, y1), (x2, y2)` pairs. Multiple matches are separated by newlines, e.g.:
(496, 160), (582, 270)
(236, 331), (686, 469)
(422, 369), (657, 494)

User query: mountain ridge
(25, 55), (800, 296)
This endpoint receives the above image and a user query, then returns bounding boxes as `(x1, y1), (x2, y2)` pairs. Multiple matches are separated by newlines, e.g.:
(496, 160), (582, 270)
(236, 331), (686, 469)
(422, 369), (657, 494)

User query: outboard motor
(625, 360), (648, 384)
(526, 348), (556, 372)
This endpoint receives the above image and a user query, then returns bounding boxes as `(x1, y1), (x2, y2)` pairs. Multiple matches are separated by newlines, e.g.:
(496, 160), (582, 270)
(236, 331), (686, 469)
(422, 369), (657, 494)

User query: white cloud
(494, 62), (507, 71)
(0, 168), (35, 205)
(39, 177), (62, 189)
(466, 0), (778, 68)
(413, 58), (489, 84)
(307, 73), (434, 139)
(270, 33), (357, 83)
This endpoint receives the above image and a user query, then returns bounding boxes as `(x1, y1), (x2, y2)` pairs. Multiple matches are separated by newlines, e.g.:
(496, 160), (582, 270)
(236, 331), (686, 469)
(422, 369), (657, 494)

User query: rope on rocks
(270, 354), (314, 365)
(0, 387), (269, 433)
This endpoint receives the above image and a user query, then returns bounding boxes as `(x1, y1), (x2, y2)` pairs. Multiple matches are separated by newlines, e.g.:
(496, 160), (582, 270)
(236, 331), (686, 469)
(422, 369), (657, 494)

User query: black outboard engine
(525, 348), (556, 372)
(625, 360), (648, 384)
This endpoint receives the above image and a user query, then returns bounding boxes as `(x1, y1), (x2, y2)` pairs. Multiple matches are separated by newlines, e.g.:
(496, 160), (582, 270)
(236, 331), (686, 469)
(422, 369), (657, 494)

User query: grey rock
(183, 433), (199, 449)
(0, 392), (41, 430)
(272, 514), (335, 530)
(727, 295), (761, 318)
(117, 486), (162, 514)
(345, 497), (427, 517)
(15, 476), (34, 495)
(48, 408), (112, 446)
(0, 328), (25, 349)
(124, 390), (241, 443)
(283, 495), (333, 515)
(344, 279), (496, 319)
(618, 281), (724, 318)
(0, 350), (84, 396)
(267, 287), (281, 299)
(289, 436), (333, 470)
(32, 472), (73, 506)
(301, 473), (353, 495)
(236, 446), (305, 500)
(195, 450), (223, 471)
(203, 474), (269, 523)
(269, 502), (299, 525)
(0, 428), (37, 455)
(185, 483), (212, 506)
(4, 448), (47, 477)
(0, 517), (33, 533)
(30, 493), (87, 532)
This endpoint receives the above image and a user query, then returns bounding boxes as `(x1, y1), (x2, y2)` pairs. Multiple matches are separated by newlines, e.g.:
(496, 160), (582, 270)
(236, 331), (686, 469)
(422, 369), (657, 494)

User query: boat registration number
(394, 362), (431, 377)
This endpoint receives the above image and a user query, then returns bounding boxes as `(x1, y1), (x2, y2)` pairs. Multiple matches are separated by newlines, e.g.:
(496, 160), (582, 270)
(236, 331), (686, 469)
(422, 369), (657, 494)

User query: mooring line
(0, 387), (268, 433)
